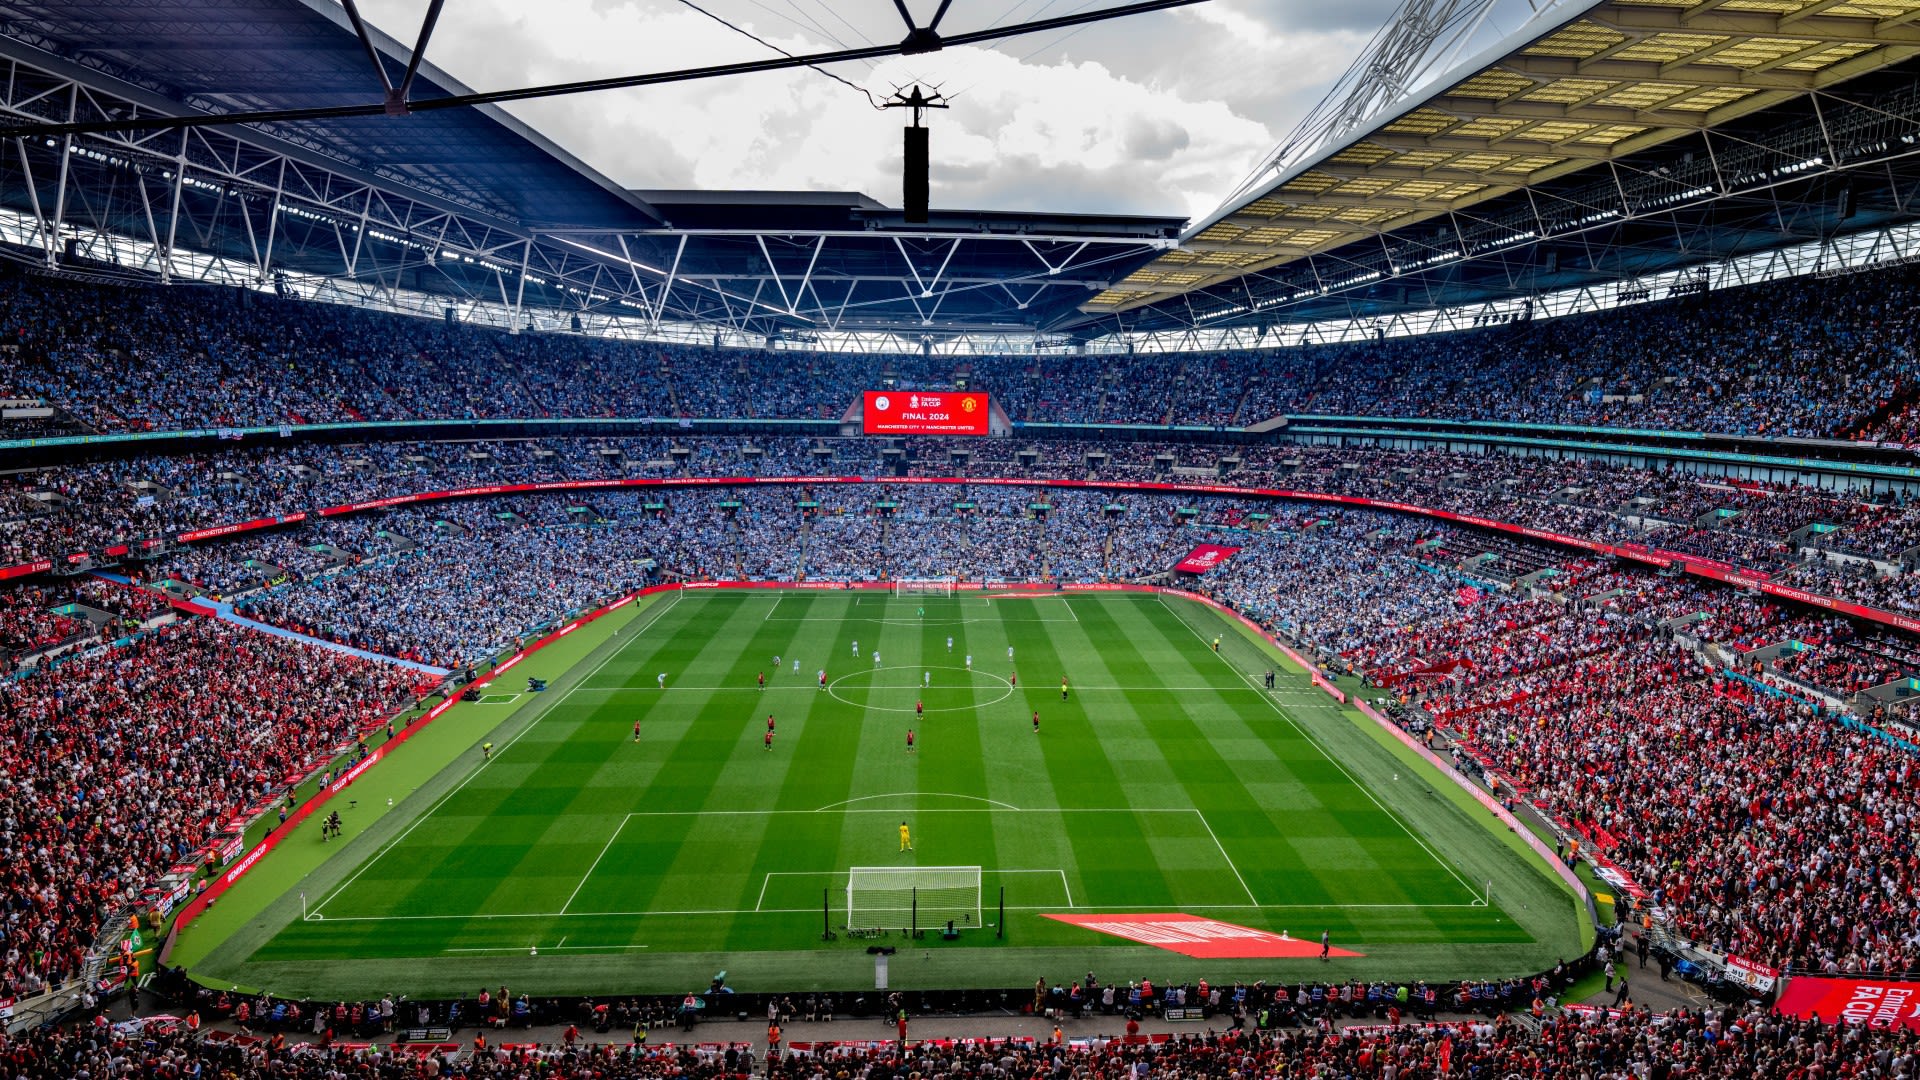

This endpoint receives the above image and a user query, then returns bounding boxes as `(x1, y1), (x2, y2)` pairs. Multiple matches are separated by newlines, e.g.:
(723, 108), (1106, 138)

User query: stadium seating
(19, 261), (1920, 1054)
(12, 438), (1920, 610)
(0, 619), (419, 999)
(5, 259), (1920, 438)
(0, 995), (1905, 1077)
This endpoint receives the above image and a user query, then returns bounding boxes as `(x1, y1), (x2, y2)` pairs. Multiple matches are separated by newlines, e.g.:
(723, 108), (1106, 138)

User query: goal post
(846, 866), (982, 931)
(894, 578), (956, 598)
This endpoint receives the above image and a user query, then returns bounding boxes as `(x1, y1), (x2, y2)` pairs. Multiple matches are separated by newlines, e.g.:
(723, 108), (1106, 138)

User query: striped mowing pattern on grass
(224, 592), (1578, 995)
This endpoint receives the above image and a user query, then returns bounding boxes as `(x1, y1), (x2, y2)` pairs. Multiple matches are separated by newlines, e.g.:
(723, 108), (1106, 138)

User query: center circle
(826, 665), (1014, 714)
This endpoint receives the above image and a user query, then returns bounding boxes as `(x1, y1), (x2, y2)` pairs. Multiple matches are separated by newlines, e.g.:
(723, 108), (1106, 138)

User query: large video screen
(861, 391), (991, 436)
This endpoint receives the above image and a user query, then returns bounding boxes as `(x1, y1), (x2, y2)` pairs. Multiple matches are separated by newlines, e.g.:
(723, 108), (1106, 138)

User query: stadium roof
(1081, 0), (1920, 335)
(0, 0), (666, 231)
(0, 0), (1182, 337)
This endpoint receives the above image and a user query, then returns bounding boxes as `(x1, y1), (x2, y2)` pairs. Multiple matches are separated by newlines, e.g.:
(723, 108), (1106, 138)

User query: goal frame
(845, 865), (983, 932)
(894, 578), (957, 598)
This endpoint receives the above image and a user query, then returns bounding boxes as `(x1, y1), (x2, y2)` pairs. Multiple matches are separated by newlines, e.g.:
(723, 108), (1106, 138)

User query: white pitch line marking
(1159, 596), (1485, 905)
(442, 944), (651, 954)
(561, 819), (628, 915)
(1194, 809), (1259, 906)
(312, 593), (683, 918)
(311, 900), (1480, 925)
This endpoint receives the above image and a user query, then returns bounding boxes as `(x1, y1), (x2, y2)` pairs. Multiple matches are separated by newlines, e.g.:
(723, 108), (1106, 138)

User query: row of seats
(2, 258), (1919, 437)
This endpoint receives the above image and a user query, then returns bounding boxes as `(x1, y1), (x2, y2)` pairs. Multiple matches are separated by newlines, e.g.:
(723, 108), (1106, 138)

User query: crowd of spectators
(1444, 661), (1920, 974)
(0, 619), (421, 999)
(17, 434), (1920, 600)
(1120, 507), (1920, 973)
(9, 457), (1920, 1017)
(0, 584), (84, 655)
(2, 995), (1911, 1078)
(14, 256), (1920, 1004)
(6, 259), (1920, 439)
(14, 431), (1920, 624)
(236, 509), (659, 667)
(0, 578), (174, 661)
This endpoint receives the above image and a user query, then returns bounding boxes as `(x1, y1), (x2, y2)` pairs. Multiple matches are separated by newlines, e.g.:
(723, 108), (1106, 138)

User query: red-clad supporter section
(1172, 544), (1243, 574)
(861, 390), (992, 435)
(1776, 976), (1920, 1030)
(160, 580), (679, 953)
(0, 558), (52, 581)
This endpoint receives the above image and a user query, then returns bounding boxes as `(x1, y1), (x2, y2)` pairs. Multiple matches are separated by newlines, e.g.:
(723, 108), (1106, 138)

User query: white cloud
(356, 0), (1376, 219)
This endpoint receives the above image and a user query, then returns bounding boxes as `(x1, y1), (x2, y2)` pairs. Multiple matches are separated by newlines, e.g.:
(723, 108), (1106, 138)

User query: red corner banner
(1776, 977), (1920, 1029)
(1042, 913), (1363, 959)
(1173, 544), (1242, 574)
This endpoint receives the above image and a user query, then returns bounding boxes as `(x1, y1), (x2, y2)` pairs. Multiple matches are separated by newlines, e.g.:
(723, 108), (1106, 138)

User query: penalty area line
(309, 900), (1482, 925)
(1193, 809), (1259, 907)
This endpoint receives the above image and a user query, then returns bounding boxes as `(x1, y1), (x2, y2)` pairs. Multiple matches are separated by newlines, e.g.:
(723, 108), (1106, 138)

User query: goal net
(894, 578), (956, 598)
(846, 866), (982, 931)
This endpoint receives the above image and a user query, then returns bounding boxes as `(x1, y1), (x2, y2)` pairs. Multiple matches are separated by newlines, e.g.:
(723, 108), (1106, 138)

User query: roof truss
(1092, 0), (1920, 312)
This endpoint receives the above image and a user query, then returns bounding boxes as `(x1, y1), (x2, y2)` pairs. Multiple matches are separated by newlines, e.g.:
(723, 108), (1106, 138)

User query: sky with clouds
(355, 0), (1413, 224)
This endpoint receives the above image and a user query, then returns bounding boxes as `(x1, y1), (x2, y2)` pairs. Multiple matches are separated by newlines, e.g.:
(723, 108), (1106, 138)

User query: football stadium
(6, 0), (1920, 1074)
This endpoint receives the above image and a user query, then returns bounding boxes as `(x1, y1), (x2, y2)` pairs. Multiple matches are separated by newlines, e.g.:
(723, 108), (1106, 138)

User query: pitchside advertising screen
(863, 391), (991, 436)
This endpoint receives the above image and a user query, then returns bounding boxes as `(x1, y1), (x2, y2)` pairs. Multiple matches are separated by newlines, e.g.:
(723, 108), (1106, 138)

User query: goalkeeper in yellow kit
(899, 821), (913, 852)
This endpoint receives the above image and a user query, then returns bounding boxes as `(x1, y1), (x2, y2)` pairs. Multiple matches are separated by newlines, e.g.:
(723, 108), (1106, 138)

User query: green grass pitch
(198, 591), (1585, 997)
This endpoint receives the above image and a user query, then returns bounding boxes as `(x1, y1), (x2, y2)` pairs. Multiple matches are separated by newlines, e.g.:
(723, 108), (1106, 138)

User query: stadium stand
(0, 619), (421, 1000)
(0, 995), (1907, 1077)
(24, 0), (1920, 1064)
(5, 260), (1920, 438)
(11, 284), (1920, 1068)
